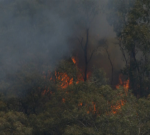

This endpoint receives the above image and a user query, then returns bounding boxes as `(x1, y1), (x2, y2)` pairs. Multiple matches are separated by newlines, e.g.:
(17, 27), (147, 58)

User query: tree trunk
(84, 29), (89, 81)
(129, 45), (142, 97)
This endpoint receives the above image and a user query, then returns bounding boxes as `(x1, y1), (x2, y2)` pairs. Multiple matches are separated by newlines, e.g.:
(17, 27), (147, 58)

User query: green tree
(108, 0), (150, 97)
(2, 58), (150, 134)
(0, 111), (32, 135)
(29, 65), (142, 135)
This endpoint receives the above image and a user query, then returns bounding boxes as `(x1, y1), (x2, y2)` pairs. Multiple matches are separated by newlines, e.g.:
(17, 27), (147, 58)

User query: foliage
(0, 111), (32, 135)
(108, 0), (150, 97)
(0, 0), (150, 134)
(0, 59), (150, 134)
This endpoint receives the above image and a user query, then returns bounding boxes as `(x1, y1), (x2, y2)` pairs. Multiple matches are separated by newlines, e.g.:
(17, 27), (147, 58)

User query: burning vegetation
(41, 56), (130, 115)
(48, 56), (91, 89)
(1, 0), (150, 134)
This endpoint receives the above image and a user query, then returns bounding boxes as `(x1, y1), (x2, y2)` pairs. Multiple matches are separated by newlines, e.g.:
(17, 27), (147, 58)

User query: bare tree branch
(87, 45), (100, 64)
(104, 47), (114, 86)
(77, 37), (84, 51)
(118, 37), (128, 67)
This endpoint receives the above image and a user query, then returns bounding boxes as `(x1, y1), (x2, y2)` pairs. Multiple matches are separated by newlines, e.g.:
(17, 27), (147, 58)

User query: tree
(107, 0), (150, 97)
(69, 0), (106, 82)
(29, 64), (142, 135)
(1, 56), (150, 134)
(0, 111), (32, 135)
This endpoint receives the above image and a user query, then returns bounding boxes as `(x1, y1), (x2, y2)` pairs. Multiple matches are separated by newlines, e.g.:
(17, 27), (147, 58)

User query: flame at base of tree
(54, 71), (74, 89)
(76, 75), (130, 115)
(116, 74), (129, 95)
(112, 75), (129, 114)
(111, 100), (125, 114)
(42, 57), (130, 115)
(53, 57), (91, 89)
(71, 57), (76, 65)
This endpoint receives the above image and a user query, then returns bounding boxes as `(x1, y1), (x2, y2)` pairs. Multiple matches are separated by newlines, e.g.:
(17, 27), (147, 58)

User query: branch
(118, 37), (128, 67)
(77, 37), (84, 51)
(104, 47), (114, 85)
(87, 45), (100, 64)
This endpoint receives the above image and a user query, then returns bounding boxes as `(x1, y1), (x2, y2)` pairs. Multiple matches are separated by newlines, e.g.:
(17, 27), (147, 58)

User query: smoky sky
(0, 0), (117, 80)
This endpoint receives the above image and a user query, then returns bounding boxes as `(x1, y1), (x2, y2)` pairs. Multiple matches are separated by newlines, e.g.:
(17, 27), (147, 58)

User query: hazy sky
(0, 0), (120, 83)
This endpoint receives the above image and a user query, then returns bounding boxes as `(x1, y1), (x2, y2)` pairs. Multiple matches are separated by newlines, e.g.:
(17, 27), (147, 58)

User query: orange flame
(43, 62), (129, 115)
(116, 75), (129, 95)
(78, 102), (83, 106)
(71, 57), (77, 64)
(54, 57), (91, 89)
(112, 75), (129, 114)
(111, 100), (124, 114)
(55, 71), (74, 89)
(92, 102), (96, 112)
(42, 57), (79, 90)
(62, 98), (65, 103)
(42, 57), (101, 115)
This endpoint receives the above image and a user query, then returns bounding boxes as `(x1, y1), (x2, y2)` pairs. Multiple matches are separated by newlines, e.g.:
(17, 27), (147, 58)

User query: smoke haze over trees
(0, 0), (118, 80)
(1, 0), (150, 134)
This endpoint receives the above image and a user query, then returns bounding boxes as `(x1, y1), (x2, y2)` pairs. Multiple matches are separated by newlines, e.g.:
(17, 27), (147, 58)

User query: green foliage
(0, 59), (150, 134)
(0, 1), (150, 134)
(108, 0), (150, 97)
(27, 66), (139, 134)
(90, 68), (108, 87)
(0, 111), (32, 135)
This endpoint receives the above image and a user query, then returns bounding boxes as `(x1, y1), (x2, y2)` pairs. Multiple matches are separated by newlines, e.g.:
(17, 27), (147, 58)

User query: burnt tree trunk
(84, 29), (89, 81)
(129, 45), (142, 97)
(105, 48), (113, 85)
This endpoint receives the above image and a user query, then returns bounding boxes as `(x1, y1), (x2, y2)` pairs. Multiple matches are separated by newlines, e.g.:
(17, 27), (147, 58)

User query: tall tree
(72, 0), (105, 81)
(108, 0), (150, 97)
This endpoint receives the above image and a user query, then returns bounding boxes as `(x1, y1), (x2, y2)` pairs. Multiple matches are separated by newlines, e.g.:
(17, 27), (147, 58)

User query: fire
(62, 98), (65, 103)
(78, 102), (83, 106)
(111, 100), (124, 114)
(112, 75), (129, 114)
(55, 71), (74, 89)
(47, 57), (77, 89)
(57, 57), (76, 88)
(54, 57), (91, 89)
(43, 57), (130, 115)
(71, 56), (91, 81)
(71, 57), (77, 64)
(92, 102), (96, 112)
(77, 102), (97, 114)
(116, 75), (129, 95)
(42, 56), (88, 96)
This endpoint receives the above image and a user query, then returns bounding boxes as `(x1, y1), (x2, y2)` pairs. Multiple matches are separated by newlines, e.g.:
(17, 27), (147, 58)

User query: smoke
(0, 0), (73, 74)
(0, 0), (134, 95)
(0, 1), (113, 72)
